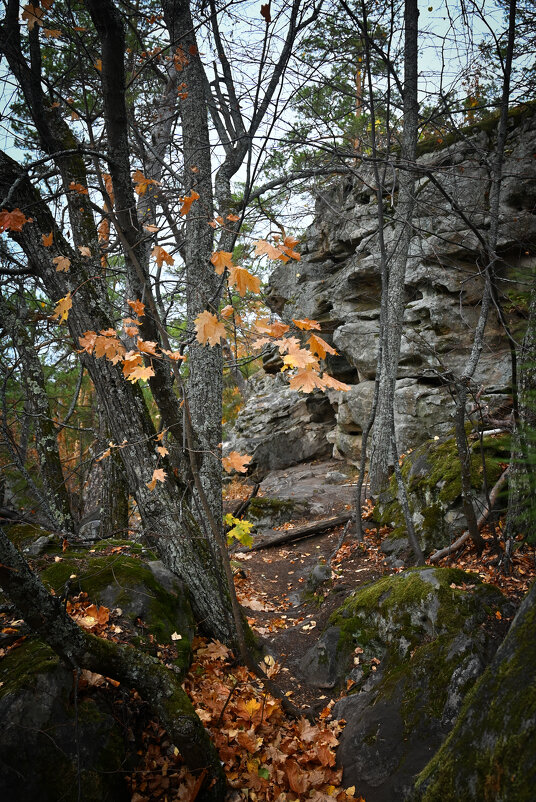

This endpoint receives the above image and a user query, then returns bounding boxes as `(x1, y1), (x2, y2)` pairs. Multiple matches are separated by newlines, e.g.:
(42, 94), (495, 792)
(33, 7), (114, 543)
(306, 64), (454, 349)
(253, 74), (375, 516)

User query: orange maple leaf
(126, 364), (155, 383)
(68, 181), (88, 195)
(288, 369), (327, 393)
(122, 352), (143, 378)
(78, 246), (91, 257)
(98, 218), (110, 243)
(308, 333), (337, 358)
(53, 255), (70, 272)
(43, 28), (62, 38)
(51, 292), (72, 323)
(179, 190), (200, 216)
(127, 299), (145, 317)
(228, 265), (261, 296)
(137, 338), (159, 356)
(254, 318), (290, 337)
(321, 374), (351, 392)
(220, 304), (234, 318)
(42, 232), (53, 247)
(211, 250), (234, 275)
(94, 335), (125, 364)
(194, 310), (226, 347)
(222, 451), (252, 474)
(292, 318), (321, 331)
(0, 208), (33, 232)
(283, 349), (317, 370)
(151, 244), (174, 267)
(162, 348), (186, 361)
(132, 169), (160, 196)
(78, 331), (97, 353)
(254, 239), (283, 260)
(146, 467), (166, 491)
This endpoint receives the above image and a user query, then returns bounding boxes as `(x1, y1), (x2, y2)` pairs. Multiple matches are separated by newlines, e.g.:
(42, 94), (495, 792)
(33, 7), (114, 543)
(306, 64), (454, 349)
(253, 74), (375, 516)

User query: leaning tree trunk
(0, 149), (237, 646)
(369, 0), (419, 496)
(0, 529), (227, 802)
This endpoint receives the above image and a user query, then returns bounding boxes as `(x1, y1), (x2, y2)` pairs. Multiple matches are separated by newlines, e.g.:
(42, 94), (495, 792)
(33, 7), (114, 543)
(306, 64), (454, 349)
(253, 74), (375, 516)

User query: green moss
(413, 591), (536, 801)
(416, 100), (536, 157)
(6, 522), (53, 548)
(247, 497), (295, 520)
(329, 567), (503, 696)
(41, 554), (194, 652)
(374, 433), (510, 550)
(0, 639), (59, 698)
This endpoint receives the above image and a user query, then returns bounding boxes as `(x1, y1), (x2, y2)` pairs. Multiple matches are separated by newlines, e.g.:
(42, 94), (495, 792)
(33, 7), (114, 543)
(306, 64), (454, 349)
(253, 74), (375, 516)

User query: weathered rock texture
(225, 372), (336, 471)
(299, 567), (511, 802)
(264, 108), (536, 464)
(411, 577), (536, 802)
(0, 540), (196, 801)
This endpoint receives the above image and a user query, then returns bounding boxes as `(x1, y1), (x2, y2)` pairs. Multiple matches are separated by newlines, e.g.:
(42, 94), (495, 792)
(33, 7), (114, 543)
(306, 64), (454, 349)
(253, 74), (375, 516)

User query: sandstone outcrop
(262, 108), (536, 464)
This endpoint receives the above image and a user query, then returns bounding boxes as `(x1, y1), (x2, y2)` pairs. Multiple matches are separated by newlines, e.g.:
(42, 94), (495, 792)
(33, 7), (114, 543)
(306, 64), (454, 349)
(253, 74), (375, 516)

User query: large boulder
(0, 640), (130, 802)
(0, 542), (195, 800)
(225, 372), (336, 472)
(266, 108), (536, 460)
(299, 567), (511, 802)
(411, 579), (536, 802)
(373, 432), (510, 554)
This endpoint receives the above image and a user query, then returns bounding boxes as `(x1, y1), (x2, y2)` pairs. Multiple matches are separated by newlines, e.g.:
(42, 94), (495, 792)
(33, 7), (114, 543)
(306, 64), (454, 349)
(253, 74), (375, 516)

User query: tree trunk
(506, 276), (536, 539)
(0, 150), (237, 646)
(369, 0), (419, 495)
(163, 0), (223, 541)
(0, 529), (227, 801)
(0, 292), (75, 533)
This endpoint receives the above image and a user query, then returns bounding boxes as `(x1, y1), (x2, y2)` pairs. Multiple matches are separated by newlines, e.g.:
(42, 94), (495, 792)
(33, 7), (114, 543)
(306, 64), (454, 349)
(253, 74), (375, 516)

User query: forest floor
(228, 481), (536, 713)
(3, 462), (536, 801)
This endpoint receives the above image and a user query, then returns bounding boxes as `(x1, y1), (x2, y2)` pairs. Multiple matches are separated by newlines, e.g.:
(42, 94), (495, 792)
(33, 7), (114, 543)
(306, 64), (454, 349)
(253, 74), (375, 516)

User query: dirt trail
(234, 520), (386, 709)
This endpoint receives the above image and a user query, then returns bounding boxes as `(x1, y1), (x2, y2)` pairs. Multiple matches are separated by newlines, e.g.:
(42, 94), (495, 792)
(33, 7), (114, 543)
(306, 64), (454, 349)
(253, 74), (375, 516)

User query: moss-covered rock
(374, 433), (510, 554)
(0, 544), (199, 800)
(246, 496), (299, 528)
(0, 639), (130, 802)
(299, 568), (511, 802)
(411, 579), (536, 802)
(40, 552), (195, 663)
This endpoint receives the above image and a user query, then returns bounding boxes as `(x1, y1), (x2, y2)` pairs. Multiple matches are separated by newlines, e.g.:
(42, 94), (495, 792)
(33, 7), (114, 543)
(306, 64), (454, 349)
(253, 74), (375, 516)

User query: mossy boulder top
(299, 567), (511, 802)
(0, 541), (196, 802)
(374, 432), (510, 553)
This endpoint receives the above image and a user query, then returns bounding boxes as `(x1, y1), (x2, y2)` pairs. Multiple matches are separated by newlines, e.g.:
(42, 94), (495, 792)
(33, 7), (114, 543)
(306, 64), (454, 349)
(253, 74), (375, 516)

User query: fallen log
(249, 511), (352, 551)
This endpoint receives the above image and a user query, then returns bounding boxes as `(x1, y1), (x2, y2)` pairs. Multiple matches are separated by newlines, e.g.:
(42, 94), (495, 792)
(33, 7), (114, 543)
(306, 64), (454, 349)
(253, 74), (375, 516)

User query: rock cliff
(258, 108), (536, 466)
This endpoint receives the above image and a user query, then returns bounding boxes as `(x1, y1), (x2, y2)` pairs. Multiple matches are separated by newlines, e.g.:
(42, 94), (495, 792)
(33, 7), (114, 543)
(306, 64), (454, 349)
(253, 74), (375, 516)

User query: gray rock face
(266, 110), (536, 461)
(225, 372), (336, 471)
(298, 567), (511, 802)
